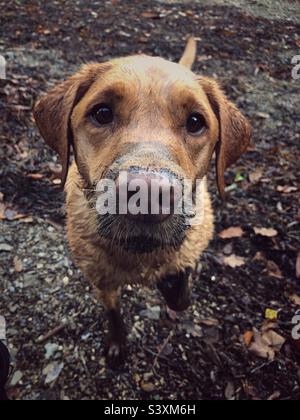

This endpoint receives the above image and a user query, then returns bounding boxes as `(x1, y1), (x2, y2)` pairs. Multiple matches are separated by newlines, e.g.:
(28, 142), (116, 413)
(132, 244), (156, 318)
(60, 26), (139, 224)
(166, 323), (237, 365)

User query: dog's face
(34, 54), (251, 253)
(71, 56), (219, 185)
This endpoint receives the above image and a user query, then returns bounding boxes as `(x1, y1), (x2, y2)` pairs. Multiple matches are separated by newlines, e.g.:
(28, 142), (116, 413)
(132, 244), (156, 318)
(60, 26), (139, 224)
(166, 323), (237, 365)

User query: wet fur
(34, 39), (251, 366)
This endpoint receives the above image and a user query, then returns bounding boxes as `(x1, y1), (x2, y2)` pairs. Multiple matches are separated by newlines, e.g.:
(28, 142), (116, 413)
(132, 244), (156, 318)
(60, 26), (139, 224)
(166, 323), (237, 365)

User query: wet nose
(116, 171), (181, 223)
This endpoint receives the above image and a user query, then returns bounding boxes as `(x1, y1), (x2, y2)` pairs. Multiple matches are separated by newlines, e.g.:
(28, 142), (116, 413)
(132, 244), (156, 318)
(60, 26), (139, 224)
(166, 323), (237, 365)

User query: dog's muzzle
(114, 167), (183, 223)
(93, 166), (190, 253)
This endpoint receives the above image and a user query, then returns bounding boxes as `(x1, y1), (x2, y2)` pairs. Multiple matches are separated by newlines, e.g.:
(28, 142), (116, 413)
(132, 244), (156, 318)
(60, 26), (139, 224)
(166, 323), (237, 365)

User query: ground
(0, 0), (300, 400)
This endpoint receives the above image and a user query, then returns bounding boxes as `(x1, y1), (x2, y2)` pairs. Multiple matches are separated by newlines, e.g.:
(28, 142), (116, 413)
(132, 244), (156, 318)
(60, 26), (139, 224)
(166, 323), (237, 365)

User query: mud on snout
(87, 143), (206, 254)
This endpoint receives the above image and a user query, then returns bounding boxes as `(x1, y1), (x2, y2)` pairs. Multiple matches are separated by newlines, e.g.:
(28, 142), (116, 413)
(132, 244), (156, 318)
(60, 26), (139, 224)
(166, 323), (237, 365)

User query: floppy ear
(199, 77), (252, 198)
(33, 64), (106, 187)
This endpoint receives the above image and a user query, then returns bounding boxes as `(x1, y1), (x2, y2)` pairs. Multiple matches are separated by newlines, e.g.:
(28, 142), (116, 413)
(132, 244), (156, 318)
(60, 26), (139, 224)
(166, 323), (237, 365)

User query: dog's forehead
(96, 55), (198, 89)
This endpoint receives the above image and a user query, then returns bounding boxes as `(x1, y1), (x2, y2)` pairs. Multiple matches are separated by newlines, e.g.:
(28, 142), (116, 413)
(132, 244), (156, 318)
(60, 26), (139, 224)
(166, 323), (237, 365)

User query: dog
(34, 38), (251, 367)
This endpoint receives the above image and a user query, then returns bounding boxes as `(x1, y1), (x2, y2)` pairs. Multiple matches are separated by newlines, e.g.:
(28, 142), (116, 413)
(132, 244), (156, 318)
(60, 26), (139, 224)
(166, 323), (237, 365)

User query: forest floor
(0, 0), (300, 400)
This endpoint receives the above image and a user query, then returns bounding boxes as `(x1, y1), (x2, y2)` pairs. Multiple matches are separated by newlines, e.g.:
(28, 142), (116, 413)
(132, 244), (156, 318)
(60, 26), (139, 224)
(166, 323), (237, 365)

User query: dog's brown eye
(186, 113), (206, 135)
(90, 104), (114, 125)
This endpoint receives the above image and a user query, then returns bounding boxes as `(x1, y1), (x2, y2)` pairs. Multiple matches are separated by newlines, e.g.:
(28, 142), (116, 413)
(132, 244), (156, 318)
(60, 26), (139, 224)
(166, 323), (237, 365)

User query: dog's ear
(179, 37), (197, 69)
(33, 64), (107, 187)
(199, 77), (252, 198)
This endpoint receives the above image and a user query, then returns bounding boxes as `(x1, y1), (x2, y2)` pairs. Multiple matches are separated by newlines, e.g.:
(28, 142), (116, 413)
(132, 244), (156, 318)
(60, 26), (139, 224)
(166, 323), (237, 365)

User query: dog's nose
(116, 171), (181, 223)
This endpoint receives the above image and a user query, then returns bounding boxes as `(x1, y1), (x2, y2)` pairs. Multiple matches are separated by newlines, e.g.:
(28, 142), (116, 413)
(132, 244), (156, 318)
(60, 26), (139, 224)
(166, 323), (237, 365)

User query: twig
(36, 323), (67, 344)
(153, 331), (174, 368)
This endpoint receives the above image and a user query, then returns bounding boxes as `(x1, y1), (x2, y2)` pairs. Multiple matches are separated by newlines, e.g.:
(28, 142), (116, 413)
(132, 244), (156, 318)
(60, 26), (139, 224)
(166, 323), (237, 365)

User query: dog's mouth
(84, 163), (204, 254)
(96, 212), (189, 254)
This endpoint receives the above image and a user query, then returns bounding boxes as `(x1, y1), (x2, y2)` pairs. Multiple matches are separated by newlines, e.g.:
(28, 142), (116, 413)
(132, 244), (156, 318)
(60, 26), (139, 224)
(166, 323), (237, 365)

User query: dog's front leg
(96, 288), (127, 368)
(157, 268), (192, 312)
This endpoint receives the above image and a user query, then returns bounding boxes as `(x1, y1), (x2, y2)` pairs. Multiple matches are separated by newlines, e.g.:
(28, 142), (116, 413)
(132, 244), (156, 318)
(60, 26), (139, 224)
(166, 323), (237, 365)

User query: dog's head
(34, 40), (251, 253)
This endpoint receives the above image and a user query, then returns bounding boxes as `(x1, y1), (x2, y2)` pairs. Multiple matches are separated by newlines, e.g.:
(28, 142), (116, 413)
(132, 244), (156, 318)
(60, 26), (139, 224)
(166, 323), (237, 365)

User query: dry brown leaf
(20, 216), (34, 224)
(253, 251), (264, 261)
(249, 332), (275, 360)
(249, 169), (263, 183)
(26, 173), (45, 180)
(219, 226), (244, 239)
(141, 11), (161, 19)
(289, 294), (300, 306)
(249, 326), (285, 361)
(255, 112), (270, 119)
(254, 227), (278, 238)
(261, 319), (278, 333)
(243, 331), (254, 347)
(277, 185), (298, 194)
(266, 260), (283, 279)
(264, 330), (286, 351)
(13, 257), (23, 273)
(296, 251), (300, 279)
(0, 203), (6, 220)
(223, 254), (246, 268)
(140, 381), (155, 392)
(198, 318), (219, 327)
(267, 391), (281, 401)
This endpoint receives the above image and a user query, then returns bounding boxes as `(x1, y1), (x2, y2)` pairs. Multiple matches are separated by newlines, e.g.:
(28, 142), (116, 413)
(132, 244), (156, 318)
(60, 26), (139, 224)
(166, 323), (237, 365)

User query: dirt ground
(0, 0), (300, 400)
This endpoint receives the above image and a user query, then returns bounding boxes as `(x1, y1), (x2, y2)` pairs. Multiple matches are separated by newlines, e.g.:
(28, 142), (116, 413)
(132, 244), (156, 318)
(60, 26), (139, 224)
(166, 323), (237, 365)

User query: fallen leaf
(234, 171), (245, 182)
(20, 216), (34, 224)
(219, 226), (244, 239)
(10, 370), (23, 387)
(225, 382), (235, 400)
(254, 227), (278, 238)
(289, 294), (300, 306)
(0, 203), (5, 219)
(140, 381), (156, 392)
(140, 306), (161, 320)
(268, 391), (281, 401)
(277, 185), (298, 194)
(183, 322), (203, 338)
(249, 169), (263, 183)
(13, 257), (23, 273)
(243, 331), (254, 347)
(249, 331), (275, 360)
(43, 362), (64, 385)
(266, 260), (283, 279)
(255, 112), (270, 119)
(249, 325), (285, 361)
(26, 173), (45, 180)
(265, 308), (278, 320)
(142, 11), (161, 19)
(296, 252), (300, 279)
(264, 330), (286, 351)
(198, 318), (219, 327)
(45, 343), (59, 360)
(166, 306), (177, 321)
(253, 251), (264, 261)
(261, 319), (278, 333)
(223, 254), (246, 268)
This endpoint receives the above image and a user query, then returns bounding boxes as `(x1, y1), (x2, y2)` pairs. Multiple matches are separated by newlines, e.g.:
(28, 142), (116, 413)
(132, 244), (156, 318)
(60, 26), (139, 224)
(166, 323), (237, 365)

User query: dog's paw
(105, 340), (127, 369)
(157, 270), (192, 312)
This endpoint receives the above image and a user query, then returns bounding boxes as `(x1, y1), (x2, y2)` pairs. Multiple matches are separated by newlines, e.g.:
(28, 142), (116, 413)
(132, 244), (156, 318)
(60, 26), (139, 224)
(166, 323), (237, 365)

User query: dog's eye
(186, 113), (206, 135)
(90, 104), (114, 125)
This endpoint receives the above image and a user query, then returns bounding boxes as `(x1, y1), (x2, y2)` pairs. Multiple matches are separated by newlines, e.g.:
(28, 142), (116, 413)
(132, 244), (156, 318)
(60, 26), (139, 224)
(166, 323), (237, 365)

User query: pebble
(10, 370), (23, 387)
(0, 243), (13, 252)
